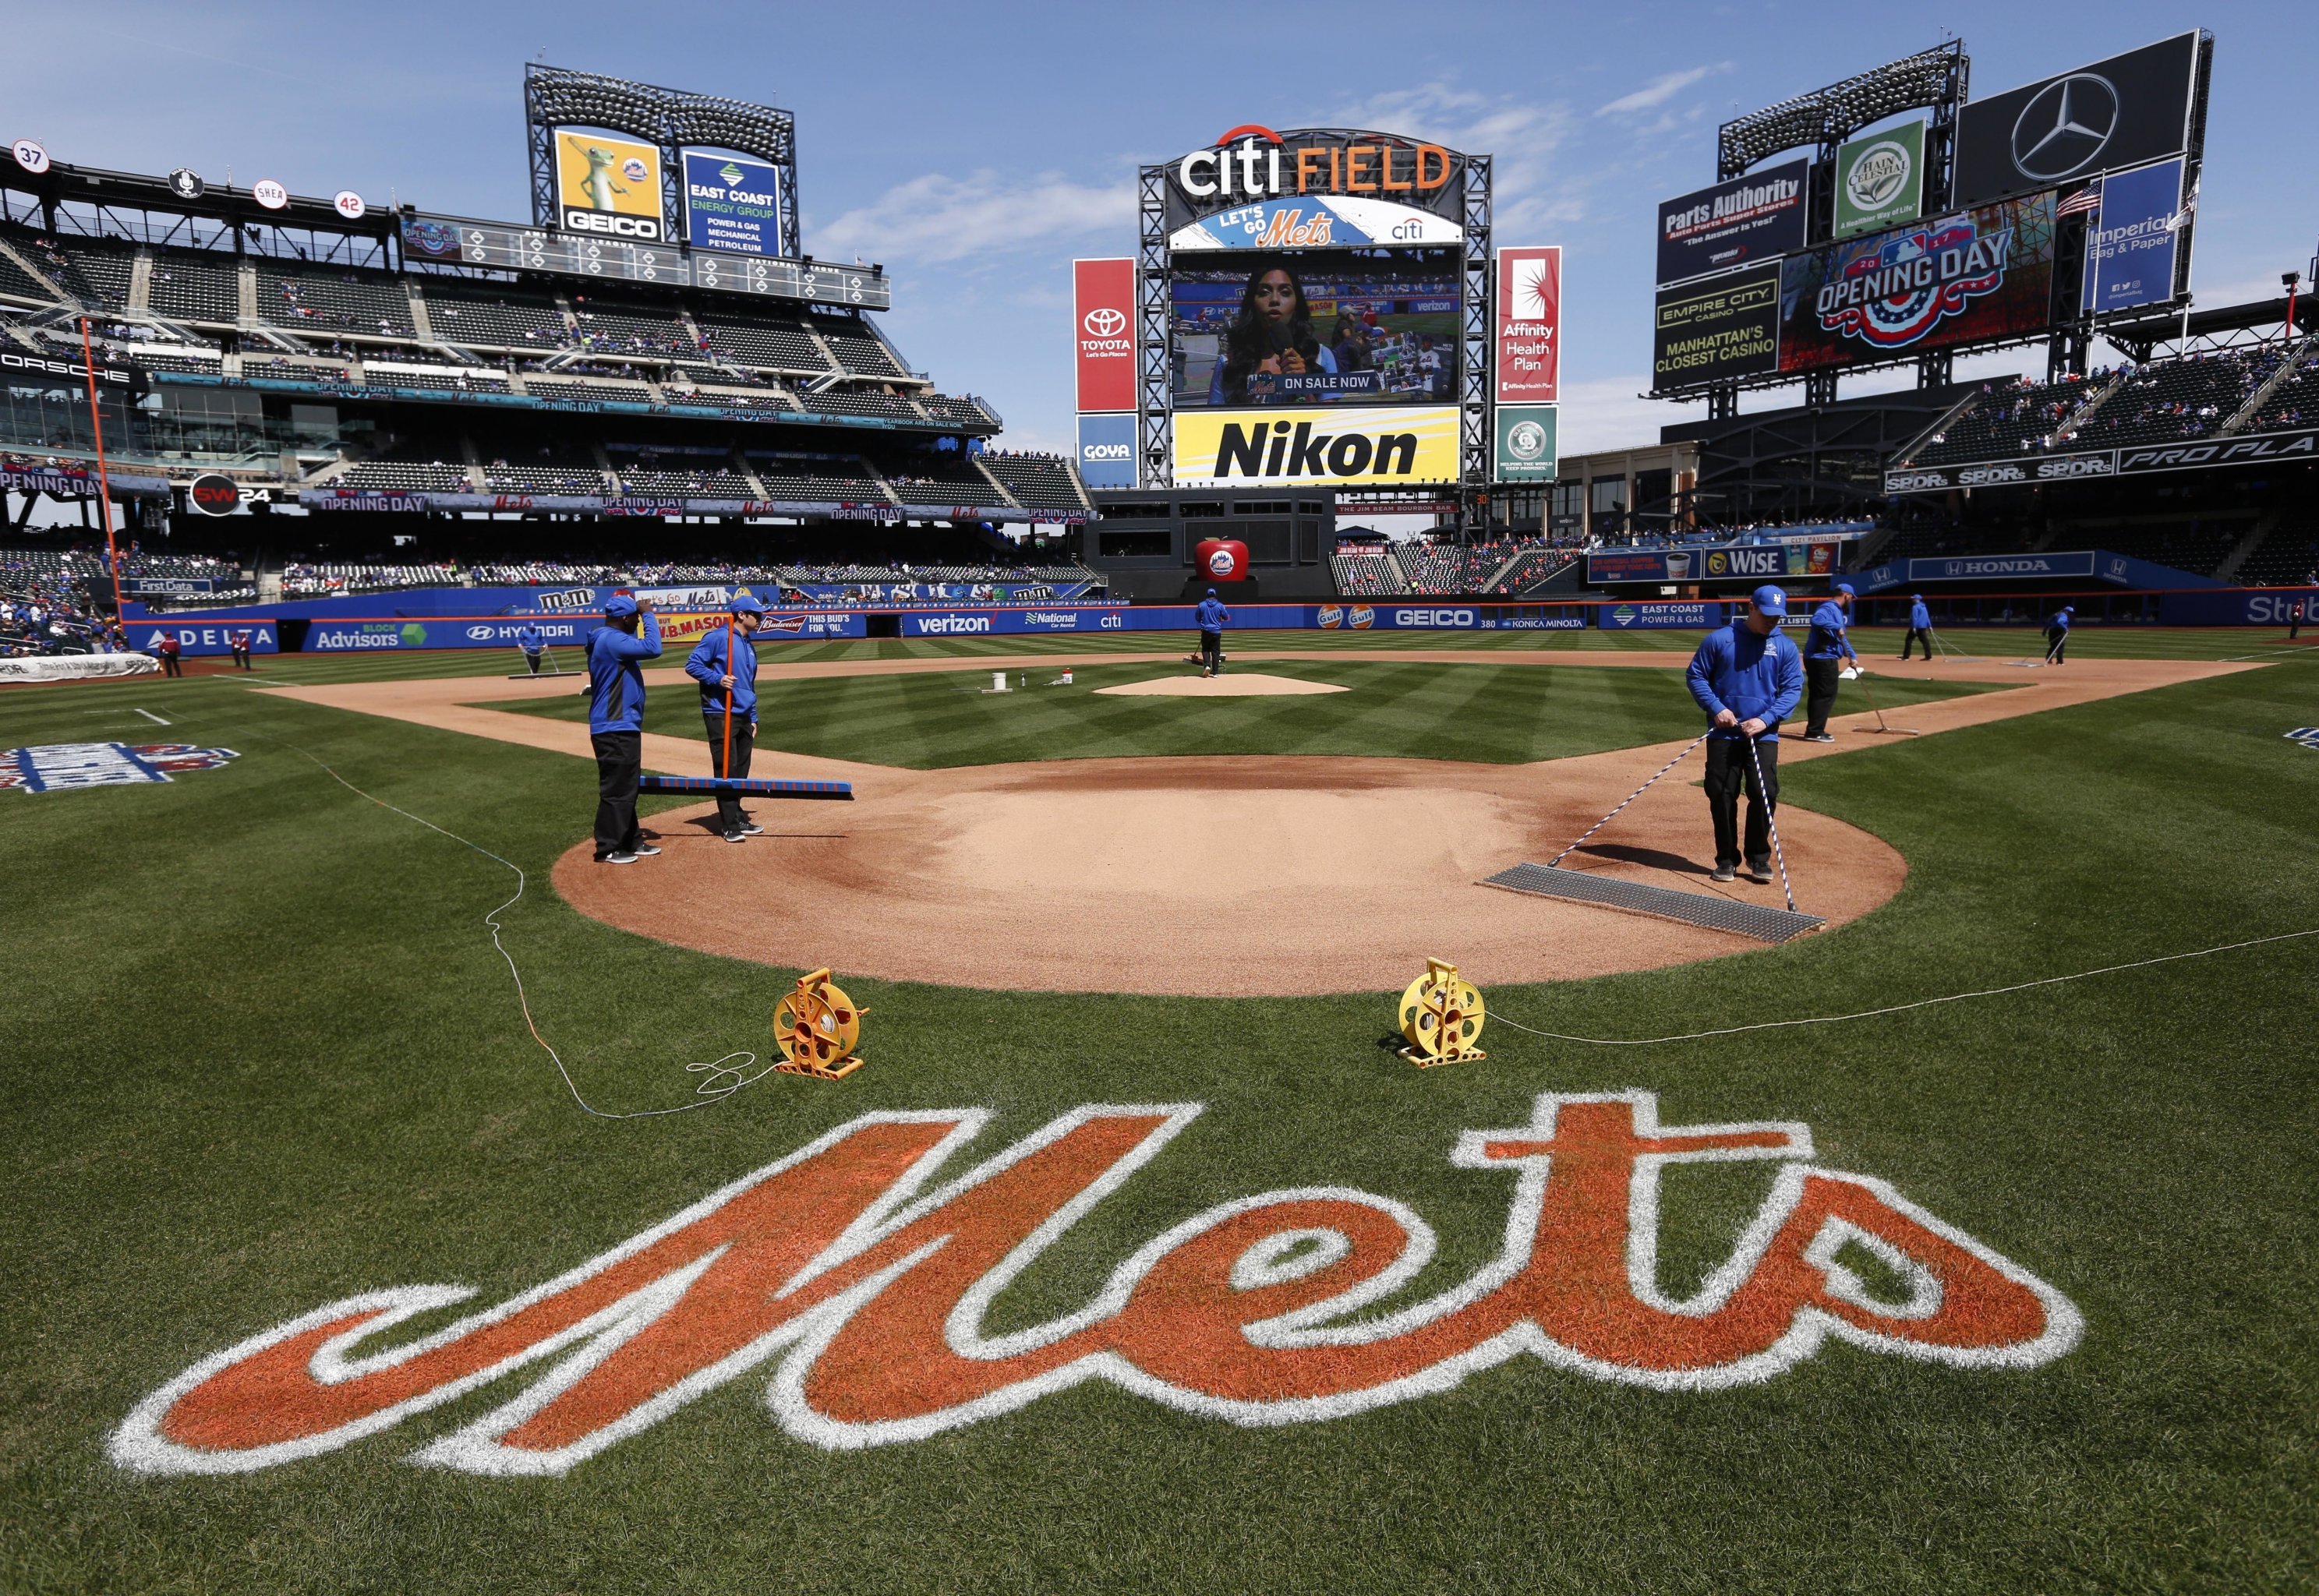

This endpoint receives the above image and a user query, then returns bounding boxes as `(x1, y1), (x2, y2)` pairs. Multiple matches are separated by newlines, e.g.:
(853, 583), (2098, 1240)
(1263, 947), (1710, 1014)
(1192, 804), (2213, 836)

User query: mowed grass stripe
(491, 659), (1992, 769)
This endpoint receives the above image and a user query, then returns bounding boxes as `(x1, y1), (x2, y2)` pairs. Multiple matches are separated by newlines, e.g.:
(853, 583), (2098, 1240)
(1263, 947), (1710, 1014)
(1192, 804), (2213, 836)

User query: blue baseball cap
(1751, 584), (1787, 616)
(1206, 587), (1217, 595)
(730, 594), (765, 616)
(603, 592), (638, 618)
(1836, 581), (1855, 597)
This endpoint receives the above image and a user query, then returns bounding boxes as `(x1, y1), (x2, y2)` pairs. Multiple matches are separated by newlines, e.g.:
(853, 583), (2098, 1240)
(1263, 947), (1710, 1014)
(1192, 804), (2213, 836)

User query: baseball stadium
(4, 22), (2316, 1596)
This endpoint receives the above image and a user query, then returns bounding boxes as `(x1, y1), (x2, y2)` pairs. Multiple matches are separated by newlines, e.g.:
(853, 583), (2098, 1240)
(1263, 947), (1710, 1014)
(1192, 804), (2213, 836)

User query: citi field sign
(111, 1093), (2079, 1474)
(1161, 127), (1469, 228)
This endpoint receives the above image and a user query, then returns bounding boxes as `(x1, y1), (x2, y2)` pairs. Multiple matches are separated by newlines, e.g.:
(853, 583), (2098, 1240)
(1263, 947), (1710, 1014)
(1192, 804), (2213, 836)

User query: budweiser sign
(111, 1092), (2078, 1474)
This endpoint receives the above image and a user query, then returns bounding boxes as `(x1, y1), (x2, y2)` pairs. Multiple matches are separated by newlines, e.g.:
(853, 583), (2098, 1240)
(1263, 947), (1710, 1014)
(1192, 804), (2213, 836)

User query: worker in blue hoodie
(1197, 587), (1229, 677)
(685, 594), (765, 842)
(515, 622), (546, 676)
(1900, 593), (1933, 660)
(2045, 604), (2073, 664)
(1801, 581), (1858, 742)
(587, 592), (661, 864)
(1686, 585), (1805, 884)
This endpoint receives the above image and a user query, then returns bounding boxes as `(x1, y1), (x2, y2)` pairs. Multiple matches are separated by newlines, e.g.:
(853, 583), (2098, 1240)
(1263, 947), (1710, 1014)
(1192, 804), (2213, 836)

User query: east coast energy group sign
(111, 1093), (2078, 1474)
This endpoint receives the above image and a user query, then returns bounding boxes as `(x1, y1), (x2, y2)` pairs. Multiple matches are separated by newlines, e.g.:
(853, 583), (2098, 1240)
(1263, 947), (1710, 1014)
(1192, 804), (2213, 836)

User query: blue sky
(13, 2), (2310, 459)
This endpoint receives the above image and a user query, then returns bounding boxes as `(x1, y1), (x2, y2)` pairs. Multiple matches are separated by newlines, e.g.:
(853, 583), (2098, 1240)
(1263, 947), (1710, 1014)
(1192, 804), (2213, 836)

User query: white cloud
(811, 168), (1133, 268)
(1327, 82), (1582, 237)
(1597, 65), (1726, 118)
(1556, 374), (1702, 457)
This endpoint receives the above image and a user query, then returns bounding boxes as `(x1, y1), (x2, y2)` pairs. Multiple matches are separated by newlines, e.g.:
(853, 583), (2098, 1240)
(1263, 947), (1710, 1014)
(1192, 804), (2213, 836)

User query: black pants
(1900, 627), (1932, 659)
(1804, 656), (1844, 736)
(592, 730), (643, 859)
(161, 653), (182, 677)
(524, 650), (543, 676)
(231, 647), (250, 670)
(2045, 629), (2069, 663)
(1703, 735), (1780, 870)
(704, 710), (755, 831)
(1200, 631), (1223, 673)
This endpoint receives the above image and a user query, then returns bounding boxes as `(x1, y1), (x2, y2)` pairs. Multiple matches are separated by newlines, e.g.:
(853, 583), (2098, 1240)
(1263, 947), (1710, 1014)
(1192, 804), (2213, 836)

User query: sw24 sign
(115, 1093), (2079, 1474)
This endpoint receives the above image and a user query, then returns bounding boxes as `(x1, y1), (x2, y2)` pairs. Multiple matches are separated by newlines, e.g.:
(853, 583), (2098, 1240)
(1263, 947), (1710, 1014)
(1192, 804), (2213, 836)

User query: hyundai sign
(1076, 412), (1137, 490)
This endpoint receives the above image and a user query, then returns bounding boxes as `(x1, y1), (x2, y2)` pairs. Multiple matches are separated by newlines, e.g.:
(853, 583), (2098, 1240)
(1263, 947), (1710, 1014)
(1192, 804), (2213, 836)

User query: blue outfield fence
(110, 588), (2319, 655)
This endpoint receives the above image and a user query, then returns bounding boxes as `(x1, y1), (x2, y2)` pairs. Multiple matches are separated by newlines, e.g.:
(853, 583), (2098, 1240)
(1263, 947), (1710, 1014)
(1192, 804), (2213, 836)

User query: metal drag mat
(1482, 862), (1825, 944)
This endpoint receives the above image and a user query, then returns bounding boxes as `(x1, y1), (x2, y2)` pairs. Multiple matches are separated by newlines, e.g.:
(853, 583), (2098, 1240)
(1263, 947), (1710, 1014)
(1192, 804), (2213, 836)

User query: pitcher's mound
(1096, 673), (1348, 697)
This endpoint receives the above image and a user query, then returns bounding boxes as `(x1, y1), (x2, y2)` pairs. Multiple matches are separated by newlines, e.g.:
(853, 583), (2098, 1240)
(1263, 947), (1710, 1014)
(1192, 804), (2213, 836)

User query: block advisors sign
(1656, 158), (1808, 285)
(1494, 246), (1560, 403)
(682, 151), (782, 257)
(1073, 258), (1136, 413)
(1653, 263), (1780, 388)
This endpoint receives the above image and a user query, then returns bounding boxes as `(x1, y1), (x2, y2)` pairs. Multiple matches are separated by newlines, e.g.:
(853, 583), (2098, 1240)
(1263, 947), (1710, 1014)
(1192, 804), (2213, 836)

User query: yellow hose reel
(1398, 957), (1486, 1068)
(773, 968), (868, 1079)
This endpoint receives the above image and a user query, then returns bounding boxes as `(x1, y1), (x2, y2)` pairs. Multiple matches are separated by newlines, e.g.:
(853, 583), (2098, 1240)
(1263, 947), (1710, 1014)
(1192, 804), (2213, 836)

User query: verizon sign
(1495, 245), (1561, 404)
(1073, 257), (1136, 413)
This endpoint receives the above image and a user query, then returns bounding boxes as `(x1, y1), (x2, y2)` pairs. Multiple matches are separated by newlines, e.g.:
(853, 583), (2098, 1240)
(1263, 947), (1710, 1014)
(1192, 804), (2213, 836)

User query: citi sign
(1179, 126), (1451, 201)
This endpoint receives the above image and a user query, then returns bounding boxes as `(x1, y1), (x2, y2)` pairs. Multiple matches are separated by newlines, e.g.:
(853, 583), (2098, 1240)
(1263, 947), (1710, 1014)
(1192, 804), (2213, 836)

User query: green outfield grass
(497, 657), (1994, 768)
(2, 647), (2314, 1594)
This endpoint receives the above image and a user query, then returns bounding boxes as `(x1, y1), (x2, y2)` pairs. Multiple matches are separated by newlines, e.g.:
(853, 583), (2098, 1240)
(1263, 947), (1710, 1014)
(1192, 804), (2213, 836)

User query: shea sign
(112, 1093), (2079, 1474)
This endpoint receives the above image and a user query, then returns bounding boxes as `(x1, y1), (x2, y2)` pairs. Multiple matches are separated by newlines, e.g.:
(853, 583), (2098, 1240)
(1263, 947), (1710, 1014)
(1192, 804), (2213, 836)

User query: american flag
(2052, 187), (2101, 219)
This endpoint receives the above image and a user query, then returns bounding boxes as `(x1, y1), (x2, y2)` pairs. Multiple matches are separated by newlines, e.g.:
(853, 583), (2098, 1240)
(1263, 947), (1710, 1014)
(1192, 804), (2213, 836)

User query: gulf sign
(1495, 246), (1561, 403)
(1174, 406), (1459, 487)
(1073, 258), (1136, 413)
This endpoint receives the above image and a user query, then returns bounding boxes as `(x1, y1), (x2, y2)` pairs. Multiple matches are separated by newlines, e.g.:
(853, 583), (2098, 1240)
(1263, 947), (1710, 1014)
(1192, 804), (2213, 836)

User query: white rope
(1549, 733), (1708, 867)
(1490, 927), (2319, 1047)
(1742, 731), (1799, 914)
(299, 750), (776, 1119)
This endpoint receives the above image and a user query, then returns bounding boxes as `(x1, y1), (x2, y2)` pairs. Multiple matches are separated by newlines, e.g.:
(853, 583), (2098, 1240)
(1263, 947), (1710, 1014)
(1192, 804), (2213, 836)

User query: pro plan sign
(1494, 246), (1560, 404)
(110, 1093), (2078, 1474)
(1072, 257), (1136, 413)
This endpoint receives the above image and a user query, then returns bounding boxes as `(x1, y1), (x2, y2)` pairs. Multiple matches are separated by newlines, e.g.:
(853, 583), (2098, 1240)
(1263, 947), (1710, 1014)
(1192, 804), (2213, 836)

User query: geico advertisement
(1173, 404), (1458, 486)
(553, 129), (663, 239)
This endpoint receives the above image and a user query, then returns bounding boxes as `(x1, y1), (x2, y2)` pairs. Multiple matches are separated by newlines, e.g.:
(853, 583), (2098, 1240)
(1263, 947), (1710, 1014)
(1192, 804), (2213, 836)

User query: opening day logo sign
(112, 1092), (2079, 1475)
(2, 742), (238, 794)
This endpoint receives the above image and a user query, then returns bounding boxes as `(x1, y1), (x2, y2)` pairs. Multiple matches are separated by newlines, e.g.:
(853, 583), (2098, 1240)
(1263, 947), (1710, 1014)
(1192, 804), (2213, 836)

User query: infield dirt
(257, 651), (2249, 996)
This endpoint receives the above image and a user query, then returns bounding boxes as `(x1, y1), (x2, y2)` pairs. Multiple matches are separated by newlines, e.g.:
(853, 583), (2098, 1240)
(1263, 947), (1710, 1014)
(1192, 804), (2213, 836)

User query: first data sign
(683, 151), (783, 257)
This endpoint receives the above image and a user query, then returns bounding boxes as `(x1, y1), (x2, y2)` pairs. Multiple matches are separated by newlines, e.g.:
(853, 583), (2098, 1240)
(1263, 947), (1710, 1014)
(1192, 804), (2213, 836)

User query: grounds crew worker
(2045, 604), (2074, 664)
(516, 623), (546, 676)
(1686, 585), (1804, 885)
(587, 593), (661, 865)
(684, 594), (765, 842)
(1900, 593), (1933, 660)
(1801, 581), (1858, 742)
(1197, 587), (1229, 677)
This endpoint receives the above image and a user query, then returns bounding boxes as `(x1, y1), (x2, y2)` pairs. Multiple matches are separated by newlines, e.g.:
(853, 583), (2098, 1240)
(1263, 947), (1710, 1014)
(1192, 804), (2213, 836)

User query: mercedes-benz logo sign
(2010, 73), (2119, 182)
(1082, 307), (1126, 338)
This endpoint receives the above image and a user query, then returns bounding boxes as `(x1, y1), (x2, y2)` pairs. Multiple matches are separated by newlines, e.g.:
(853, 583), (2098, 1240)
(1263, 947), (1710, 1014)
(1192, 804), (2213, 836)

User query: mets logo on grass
(1814, 217), (2015, 348)
(108, 1093), (2080, 1474)
(2, 742), (238, 794)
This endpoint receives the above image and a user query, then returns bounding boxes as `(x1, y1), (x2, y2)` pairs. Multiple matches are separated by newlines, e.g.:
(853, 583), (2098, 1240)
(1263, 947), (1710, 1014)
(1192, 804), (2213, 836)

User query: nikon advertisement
(1652, 263), (1780, 388)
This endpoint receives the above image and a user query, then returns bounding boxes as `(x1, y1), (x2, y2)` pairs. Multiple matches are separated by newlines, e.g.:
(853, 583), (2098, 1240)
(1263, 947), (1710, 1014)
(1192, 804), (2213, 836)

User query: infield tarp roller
(1483, 862), (1824, 944)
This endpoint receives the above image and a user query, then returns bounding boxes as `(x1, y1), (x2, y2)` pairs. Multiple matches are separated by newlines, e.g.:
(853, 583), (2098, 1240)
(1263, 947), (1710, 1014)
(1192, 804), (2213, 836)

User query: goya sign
(112, 1092), (2078, 1474)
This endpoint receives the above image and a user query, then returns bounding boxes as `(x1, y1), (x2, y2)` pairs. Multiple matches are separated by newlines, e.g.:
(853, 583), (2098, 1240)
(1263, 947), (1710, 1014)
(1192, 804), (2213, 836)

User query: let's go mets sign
(114, 1093), (2078, 1475)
